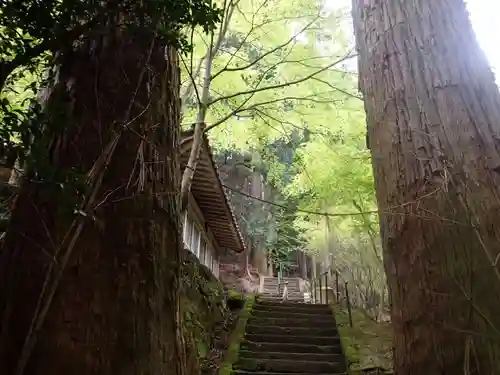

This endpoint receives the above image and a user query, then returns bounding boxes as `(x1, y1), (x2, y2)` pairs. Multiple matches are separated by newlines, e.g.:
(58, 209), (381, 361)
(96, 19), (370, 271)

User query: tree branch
(180, 0), (238, 104)
(240, 95), (342, 110)
(208, 52), (358, 106)
(180, 55), (202, 110)
(204, 94), (342, 132)
(253, 107), (311, 135)
(211, 12), (321, 80)
(310, 76), (363, 101)
(211, 3), (321, 82)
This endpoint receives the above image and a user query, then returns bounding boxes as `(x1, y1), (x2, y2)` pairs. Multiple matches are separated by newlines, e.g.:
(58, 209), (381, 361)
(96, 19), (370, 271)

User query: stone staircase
(260, 277), (304, 302)
(233, 299), (347, 375)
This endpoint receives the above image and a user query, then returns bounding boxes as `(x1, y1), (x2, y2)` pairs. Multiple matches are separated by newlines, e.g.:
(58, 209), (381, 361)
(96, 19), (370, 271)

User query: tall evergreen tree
(352, 0), (500, 373)
(0, 1), (220, 374)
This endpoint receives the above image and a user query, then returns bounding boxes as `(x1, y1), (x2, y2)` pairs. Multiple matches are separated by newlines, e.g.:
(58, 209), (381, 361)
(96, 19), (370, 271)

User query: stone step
(238, 350), (343, 363)
(258, 299), (305, 304)
(263, 284), (300, 289)
(264, 277), (300, 282)
(250, 310), (335, 321)
(263, 279), (300, 283)
(260, 293), (303, 296)
(253, 304), (332, 315)
(258, 296), (304, 301)
(261, 291), (302, 296)
(263, 283), (300, 287)
(247, 316), (329, 328)
(261, 294), (304, 302)
(246, 325), (339, 337)
(232, 371), (347, 375)
(234, 358), (346, 374)
(240, 341), (342, 355)
(255, 301), (330, 310)
(262, 291), (301, 296)
(257, 300), (306, 304)
(262, 289), (304, 295)
(262, 284), (300, 288)
(262, 288), (301, 293)
(244, 333), (341, 346)
(252, 308), (331, 317)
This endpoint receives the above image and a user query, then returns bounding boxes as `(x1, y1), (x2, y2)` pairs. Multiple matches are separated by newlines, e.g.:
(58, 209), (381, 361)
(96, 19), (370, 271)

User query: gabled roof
(180, 130), (246, 253)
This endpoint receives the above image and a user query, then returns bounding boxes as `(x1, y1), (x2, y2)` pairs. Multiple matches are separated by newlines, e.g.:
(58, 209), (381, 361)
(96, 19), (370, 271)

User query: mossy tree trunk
(352, 0), (500, 374)
(0, 26), (185, 375)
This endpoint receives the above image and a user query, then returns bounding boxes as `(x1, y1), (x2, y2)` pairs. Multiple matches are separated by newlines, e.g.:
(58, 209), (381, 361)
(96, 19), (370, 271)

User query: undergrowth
(334, 305), (393, 374)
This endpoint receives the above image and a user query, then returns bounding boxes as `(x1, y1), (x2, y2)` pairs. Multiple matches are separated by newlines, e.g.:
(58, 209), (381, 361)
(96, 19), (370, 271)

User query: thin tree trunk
(352, 0), (500, 374)
(179, 1), (238, 212)
(0, 27), (185, 375)
(179, 32), (213, 212)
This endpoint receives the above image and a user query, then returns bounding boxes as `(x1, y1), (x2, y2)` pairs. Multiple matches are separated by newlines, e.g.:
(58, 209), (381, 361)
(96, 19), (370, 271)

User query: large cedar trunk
(352, 0), (500, 374)
(0, 27), (185, 375)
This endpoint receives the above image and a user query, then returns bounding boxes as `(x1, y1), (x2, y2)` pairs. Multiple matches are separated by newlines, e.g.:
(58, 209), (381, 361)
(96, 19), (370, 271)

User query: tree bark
(352, 0), (500, 374)
(0, 27), (185, 375)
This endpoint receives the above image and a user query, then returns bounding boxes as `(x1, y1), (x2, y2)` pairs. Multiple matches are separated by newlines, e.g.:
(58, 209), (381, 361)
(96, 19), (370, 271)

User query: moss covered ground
(333, 306), (393, 374)
(218, 293), (255, 375)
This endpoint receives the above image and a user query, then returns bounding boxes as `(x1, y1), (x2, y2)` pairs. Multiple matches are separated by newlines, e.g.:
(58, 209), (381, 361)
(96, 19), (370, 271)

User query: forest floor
(334, 307), (393, 374)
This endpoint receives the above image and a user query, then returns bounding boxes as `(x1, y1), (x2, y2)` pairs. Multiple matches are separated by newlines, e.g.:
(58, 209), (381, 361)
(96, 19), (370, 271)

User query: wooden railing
(308, 270), (353, 327)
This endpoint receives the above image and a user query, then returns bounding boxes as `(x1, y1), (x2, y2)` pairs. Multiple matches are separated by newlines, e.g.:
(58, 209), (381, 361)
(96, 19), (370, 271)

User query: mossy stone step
(259, 298), (305, 303)
(238, 350), (343, 362)
(234, 358), (346, 373)
(260, 293), (303, 298)
(247, 316), (330, 328)
(240, 341), (342, 355)
(246, 325), (339, 337)
(244, 333), (341, 346)
(259, 296), (305, 300)
(234, 285), (346, 375)
(250, 310), (335, 321)
(255, 301), (331, 309)
(252, 304), (332, 315)
(232, 371), (347, 375)
(263, 279), (299, 285)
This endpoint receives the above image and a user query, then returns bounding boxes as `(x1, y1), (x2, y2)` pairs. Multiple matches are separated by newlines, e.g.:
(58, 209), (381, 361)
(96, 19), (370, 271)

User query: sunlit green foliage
(0, 0), (222, 166)
(181, 0), (357, 144)
(184, 0), (385, 302)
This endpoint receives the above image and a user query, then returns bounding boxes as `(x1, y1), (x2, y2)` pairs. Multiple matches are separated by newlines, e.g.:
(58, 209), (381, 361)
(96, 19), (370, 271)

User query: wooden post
(277, 262), (282, 296)
(345, 281), (353, 327)
(311, 254), (317, 280)
(325, 273), (329, 305)
(313, 280), (317, 304)
(335, 271), (340, 302)
(319, 274), (323, 304)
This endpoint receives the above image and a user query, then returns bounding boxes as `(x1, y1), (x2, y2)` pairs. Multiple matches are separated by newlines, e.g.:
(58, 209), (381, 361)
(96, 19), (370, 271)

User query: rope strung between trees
(221, 183), (378, 217)
(222, 183), (465, 225)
